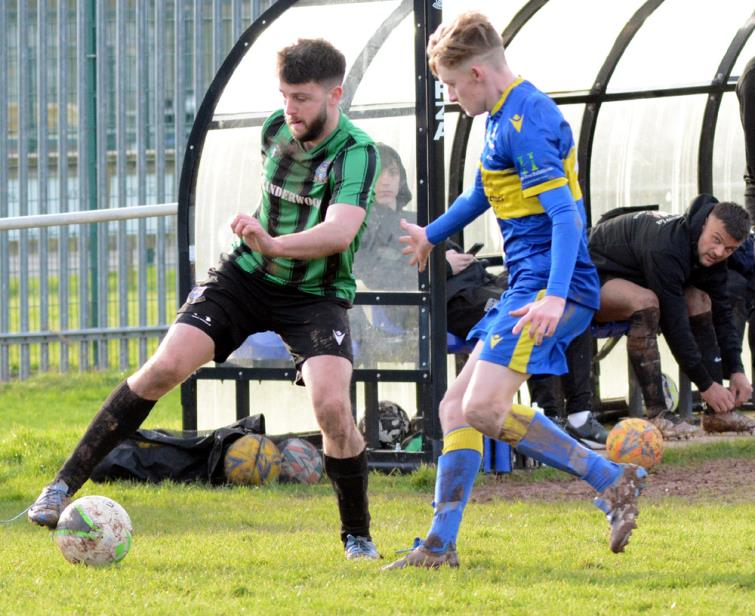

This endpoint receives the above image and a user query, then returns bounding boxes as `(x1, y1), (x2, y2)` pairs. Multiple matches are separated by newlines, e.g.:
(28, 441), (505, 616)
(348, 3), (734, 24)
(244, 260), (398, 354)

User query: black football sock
(526, 374), (563, 419)
(562, 329), (593, 414)
(323, 449), (371, 544)
(55, 380), (156, 494)
(626, 307), (666, 417)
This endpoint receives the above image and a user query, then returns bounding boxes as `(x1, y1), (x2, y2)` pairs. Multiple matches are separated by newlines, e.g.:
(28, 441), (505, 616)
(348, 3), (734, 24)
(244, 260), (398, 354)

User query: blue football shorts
(468, 287), (594, 376)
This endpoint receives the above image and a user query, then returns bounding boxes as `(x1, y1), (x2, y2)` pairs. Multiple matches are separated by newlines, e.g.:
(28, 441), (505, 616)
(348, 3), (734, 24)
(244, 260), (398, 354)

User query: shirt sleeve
(261, 111), (283, 158)
(330, 143), (380, 209)
(538, 185), (581, 298)
(646, 250), (713, 390)
(699, 266), (745, 377)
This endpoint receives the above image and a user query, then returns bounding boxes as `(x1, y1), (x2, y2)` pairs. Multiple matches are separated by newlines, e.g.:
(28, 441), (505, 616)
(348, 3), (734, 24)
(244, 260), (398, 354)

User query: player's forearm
(269, 220), (355, 259)
(426, 184), (489, 245)
(541, 187), (580, 298)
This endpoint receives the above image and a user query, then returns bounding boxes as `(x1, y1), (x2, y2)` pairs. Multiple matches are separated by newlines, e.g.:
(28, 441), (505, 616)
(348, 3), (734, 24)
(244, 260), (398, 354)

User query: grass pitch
(1, 373), (753, 615)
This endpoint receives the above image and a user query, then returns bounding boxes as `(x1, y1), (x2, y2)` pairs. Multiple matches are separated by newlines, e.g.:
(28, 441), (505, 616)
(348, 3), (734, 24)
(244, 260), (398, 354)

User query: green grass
(1, 374), (754, 615)
(6, 266), (177, 333)
(3, 266), (177, 376)
(661, 438), (755, 464)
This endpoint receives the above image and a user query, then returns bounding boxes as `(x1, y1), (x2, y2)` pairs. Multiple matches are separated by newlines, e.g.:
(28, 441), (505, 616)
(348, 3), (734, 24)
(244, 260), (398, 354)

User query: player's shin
(626, 308), (666, 414)
(422, 426), (482, 553)
(324, 449), (372, 544)
(500, 404), (621, 493)
(56, 380), (156, 494)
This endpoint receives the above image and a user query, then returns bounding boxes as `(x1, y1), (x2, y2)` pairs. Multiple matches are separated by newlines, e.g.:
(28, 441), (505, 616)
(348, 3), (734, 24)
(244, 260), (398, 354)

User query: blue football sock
(503, 405), (621, 493)
(423, 427), (482, 553)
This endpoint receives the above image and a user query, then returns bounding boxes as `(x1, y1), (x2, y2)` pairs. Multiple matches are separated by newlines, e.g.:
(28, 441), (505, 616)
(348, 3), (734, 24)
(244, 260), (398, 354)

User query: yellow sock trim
(442, 426), (483, 455)
(498, 404), (536, 445)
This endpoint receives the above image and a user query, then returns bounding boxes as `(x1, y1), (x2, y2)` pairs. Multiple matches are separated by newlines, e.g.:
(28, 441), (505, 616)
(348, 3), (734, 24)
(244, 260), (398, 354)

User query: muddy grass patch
(472, 450), (755, 504)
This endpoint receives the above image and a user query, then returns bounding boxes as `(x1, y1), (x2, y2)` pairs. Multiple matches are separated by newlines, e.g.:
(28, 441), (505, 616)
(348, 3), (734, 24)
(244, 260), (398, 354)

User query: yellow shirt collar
(490, 76), (524, 116)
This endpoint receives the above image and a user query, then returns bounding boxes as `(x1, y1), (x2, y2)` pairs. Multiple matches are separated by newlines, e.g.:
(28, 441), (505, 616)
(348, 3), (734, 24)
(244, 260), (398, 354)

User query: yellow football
(606, 418), (664, 470)
(223, 434), (282, 486)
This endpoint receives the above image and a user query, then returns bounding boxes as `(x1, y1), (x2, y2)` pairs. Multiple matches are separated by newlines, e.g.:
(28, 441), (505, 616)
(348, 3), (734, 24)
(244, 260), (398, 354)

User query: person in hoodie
(354, 142), (505, 355)
(352, 143), (418, 364)
(356, 142), (415, 293)
(588, 195), (754, 438)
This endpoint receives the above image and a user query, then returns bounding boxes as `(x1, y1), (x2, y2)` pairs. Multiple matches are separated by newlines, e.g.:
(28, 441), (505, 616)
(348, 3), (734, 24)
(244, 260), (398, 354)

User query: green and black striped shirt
(230, 110), (379, 303)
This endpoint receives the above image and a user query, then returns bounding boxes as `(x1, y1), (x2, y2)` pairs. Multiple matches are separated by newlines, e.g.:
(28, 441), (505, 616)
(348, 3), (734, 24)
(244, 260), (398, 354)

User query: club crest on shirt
(187, 286), (207, 304)
(314, 161), (330, 184)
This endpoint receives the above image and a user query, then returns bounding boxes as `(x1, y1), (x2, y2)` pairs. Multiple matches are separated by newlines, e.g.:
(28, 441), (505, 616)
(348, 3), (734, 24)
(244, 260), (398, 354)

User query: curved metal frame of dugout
(177, 0), (755, 469)
(447, 0), (755, 419)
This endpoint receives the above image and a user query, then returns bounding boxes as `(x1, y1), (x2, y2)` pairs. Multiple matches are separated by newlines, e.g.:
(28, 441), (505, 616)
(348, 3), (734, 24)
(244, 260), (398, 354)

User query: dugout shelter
(177, 0), (755, 470)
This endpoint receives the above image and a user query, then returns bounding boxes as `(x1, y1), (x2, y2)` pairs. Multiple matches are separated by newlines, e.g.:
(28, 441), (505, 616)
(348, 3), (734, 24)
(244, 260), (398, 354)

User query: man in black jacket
(589, 194), (754, 438)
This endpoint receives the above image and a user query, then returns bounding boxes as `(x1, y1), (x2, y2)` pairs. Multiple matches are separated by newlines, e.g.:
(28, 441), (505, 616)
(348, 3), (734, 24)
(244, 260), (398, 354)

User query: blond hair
(427, 11), (503, 75)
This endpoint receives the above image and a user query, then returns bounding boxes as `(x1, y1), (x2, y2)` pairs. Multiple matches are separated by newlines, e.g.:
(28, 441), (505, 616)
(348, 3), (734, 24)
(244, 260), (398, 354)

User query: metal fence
(0, 0), (277, 381)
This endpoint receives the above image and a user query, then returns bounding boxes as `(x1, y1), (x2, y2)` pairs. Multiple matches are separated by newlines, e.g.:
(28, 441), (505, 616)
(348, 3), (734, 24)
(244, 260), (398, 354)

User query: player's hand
(700, 381), (736, 414)
(230, 213), (280, 256)
(445, 250), (475, 275)
(728, 371), (752, 406)
(399, 218), (434, 272)
(509, 295), (565, 345)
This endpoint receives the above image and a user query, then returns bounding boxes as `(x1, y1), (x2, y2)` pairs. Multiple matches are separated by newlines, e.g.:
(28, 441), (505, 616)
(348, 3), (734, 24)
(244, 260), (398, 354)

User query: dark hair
(711, 201), (751, 241)
(277, 38), (346, 86)
(376, 142), (412, 211)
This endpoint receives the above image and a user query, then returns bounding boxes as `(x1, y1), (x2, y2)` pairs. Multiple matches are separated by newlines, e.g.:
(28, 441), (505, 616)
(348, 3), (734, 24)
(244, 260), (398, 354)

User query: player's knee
(461, 392), (506, 436)
(312, 396), (352, 442)
(633, 290), (659, 312)
(461, 406), (486, 433)
(685, 286), (711, 315)
(133, 357), (185, 397)
(438, 393), (464, 427)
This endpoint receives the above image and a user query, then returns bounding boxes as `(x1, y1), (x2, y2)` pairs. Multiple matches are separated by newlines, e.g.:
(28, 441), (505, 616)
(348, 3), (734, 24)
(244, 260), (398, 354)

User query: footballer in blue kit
(385, 11), (648, 570)
(462, 75), (600, 375)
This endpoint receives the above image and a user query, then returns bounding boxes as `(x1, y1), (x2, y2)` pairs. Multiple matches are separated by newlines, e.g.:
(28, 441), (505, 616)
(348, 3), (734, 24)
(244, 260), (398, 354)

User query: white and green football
(53, 496), (133, 566)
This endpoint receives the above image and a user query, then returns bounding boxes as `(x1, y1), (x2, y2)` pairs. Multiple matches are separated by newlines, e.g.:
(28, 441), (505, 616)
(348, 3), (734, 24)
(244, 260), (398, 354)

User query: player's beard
(297, 103), (328, 144)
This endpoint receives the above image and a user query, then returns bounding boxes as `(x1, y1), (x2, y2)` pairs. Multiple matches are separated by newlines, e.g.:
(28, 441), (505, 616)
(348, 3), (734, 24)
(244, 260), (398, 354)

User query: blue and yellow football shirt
(476, 78), (599, 309)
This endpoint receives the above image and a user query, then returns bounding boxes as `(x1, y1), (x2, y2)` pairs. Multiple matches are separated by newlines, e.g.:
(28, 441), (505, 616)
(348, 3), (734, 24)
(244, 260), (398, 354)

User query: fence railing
(0, 204), (178, 381)
(0, 1), (278, 381)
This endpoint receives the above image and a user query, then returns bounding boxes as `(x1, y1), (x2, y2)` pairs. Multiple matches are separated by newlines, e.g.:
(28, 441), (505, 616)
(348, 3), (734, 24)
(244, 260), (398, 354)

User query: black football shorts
(175, 258), (353, 371)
